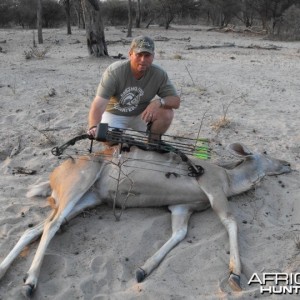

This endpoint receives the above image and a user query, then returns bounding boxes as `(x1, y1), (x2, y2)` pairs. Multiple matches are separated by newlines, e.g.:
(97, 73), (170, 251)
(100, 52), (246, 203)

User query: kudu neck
(227, 158), (265, 196)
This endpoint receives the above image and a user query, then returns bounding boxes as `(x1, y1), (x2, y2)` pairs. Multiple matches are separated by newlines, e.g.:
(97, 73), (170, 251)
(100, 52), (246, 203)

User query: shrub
(274, 5), (300, 40)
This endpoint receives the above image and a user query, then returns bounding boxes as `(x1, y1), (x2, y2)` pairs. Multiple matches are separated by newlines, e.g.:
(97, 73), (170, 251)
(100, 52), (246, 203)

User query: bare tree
(81, 0), (108, 56)
(37, 0), (43, 44)
(238, 0), (255, 27)
(277, 4), (300, 39)
(248, 0), (298, 34)
(135, 0), (141, 28)
(203, 0), (240, 27)
(157, 0), (190, 29)
(142, 0), (159, 28)
(160, 0), (178, 29)
(60, 0), (72, 34)
(73, 0), (85, 29)
(127, 0), (132, 37)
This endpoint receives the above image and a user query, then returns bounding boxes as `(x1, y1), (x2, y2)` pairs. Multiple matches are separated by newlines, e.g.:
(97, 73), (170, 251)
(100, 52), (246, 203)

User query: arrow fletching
(192, 139), (211, 160)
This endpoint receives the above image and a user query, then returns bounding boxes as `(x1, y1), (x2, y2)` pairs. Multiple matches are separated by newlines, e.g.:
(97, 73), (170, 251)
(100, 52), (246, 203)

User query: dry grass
(211, 116), (231, 132)
(211, 93), (247, 132)
(24, 46), (50, 60)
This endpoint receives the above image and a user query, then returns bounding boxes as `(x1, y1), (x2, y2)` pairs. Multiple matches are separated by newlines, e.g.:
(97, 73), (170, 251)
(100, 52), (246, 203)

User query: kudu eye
(263, 151), (268, 155)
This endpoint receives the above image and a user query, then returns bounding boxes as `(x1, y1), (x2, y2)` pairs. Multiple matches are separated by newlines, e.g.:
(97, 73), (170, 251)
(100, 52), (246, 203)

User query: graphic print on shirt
(114, 86), (144, 113)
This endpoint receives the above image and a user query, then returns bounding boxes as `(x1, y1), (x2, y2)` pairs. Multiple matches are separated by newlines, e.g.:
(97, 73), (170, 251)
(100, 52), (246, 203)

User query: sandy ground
(0, 25), (299, 299)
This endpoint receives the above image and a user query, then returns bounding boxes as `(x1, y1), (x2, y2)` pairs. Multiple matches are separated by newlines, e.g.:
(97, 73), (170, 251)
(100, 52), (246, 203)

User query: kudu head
(227, 143), (292, 176)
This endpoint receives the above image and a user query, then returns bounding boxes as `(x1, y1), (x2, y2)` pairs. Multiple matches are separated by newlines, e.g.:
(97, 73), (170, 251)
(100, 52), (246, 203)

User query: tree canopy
(1, 0), (299, 40)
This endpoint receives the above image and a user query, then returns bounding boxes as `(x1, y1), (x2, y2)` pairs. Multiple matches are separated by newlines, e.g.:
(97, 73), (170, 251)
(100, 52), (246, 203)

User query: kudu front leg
(136, 205), (193, 282)
(207, 192), (242, 291)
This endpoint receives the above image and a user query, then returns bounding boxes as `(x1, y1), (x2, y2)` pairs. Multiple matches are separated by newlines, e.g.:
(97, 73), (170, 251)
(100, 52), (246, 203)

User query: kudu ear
(227, 143), (253, 158)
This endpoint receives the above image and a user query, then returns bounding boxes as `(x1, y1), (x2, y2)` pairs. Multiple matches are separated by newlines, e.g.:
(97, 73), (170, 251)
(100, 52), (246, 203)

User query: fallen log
(185, 43), (235, 50)
(185, 43), (281, 51)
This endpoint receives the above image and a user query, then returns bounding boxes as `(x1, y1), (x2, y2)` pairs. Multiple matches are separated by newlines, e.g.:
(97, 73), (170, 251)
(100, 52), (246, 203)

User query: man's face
(129, 51), (154, 74)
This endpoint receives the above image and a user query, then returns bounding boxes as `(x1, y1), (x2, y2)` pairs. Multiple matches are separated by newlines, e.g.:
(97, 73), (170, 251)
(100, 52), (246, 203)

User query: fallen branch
(243, 28), (267, 35)
(12, 167), (37, 175)
(154, 36), (191, 42)
(207, 26), (267, 36)
(185, 43), (281, 51)
(107, 37), (191, 45)
(239, 44), (281, 50)
(185, 43), (235, 50)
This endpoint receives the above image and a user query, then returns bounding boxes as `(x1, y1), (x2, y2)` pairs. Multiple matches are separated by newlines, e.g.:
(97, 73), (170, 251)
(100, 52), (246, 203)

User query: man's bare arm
(161, 95), (180, 109)
(88, 96), (109, 135)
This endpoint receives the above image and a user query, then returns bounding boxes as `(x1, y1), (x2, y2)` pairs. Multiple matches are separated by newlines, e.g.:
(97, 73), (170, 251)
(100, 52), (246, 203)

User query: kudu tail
(26, 181), (51, 198)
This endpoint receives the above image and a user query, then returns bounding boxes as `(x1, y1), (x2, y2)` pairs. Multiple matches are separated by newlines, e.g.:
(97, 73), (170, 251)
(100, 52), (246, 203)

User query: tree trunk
(81, 0), (108, 57)
(146, 17), (154, 29)
(65, 0), (72, 35)
(74, 0), (83, 29)
(79, 2), (85, 29)
(37, 0), (43, 44)
(127, 0), (132, 37)
(135, 0), (141, 28)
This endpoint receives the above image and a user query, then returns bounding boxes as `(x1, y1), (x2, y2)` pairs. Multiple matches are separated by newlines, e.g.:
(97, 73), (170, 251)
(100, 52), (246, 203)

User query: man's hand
(141, 99), (161, 123)
(87, 126), (97, 137)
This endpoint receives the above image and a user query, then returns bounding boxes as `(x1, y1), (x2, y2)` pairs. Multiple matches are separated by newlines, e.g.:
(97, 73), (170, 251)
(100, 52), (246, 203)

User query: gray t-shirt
(96, 60), (178, 116)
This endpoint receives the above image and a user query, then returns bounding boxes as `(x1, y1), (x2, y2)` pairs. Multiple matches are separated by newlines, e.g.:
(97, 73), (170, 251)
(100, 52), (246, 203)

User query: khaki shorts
(102, 112), (147, 132)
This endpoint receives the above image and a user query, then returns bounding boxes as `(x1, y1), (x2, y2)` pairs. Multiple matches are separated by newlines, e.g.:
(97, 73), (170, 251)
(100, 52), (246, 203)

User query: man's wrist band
(89, 125), (97, 130)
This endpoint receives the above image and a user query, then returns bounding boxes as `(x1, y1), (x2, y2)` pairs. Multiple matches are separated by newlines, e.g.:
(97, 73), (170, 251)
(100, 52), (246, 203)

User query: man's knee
(158, 108), (174, 124)
(151, 108), (174, 135)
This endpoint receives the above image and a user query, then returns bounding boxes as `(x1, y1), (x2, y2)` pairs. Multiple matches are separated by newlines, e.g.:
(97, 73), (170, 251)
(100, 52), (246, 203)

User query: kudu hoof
(22, 274), (36, 298)
(22, 284), (35, 299)
(228, 273), (242, 291)
(136, 268), (146, 283)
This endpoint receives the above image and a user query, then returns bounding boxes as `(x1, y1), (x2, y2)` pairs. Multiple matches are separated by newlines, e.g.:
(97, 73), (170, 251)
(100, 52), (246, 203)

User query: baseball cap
(130, 36), (155, 54)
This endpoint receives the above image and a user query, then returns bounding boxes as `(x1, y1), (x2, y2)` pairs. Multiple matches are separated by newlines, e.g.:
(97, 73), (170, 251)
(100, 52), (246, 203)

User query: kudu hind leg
(22, 202), (77, 297)
(22, 191), (101, 297)
(136, 205), (193, 282)
(0, 210), (56, 281)
(0, 191), (101, 283)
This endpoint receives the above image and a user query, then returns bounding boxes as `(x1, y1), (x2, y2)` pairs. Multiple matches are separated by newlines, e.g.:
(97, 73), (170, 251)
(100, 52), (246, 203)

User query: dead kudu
(0, 143), (291, 297)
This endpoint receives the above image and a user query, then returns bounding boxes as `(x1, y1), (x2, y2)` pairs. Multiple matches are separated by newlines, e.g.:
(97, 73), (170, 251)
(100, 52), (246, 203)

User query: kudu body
(0, 143), (291, 297)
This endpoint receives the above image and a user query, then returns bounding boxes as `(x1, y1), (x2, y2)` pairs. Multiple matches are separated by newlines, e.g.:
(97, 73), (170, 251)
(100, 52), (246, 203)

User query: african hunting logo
(248, 273), (300, 294)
